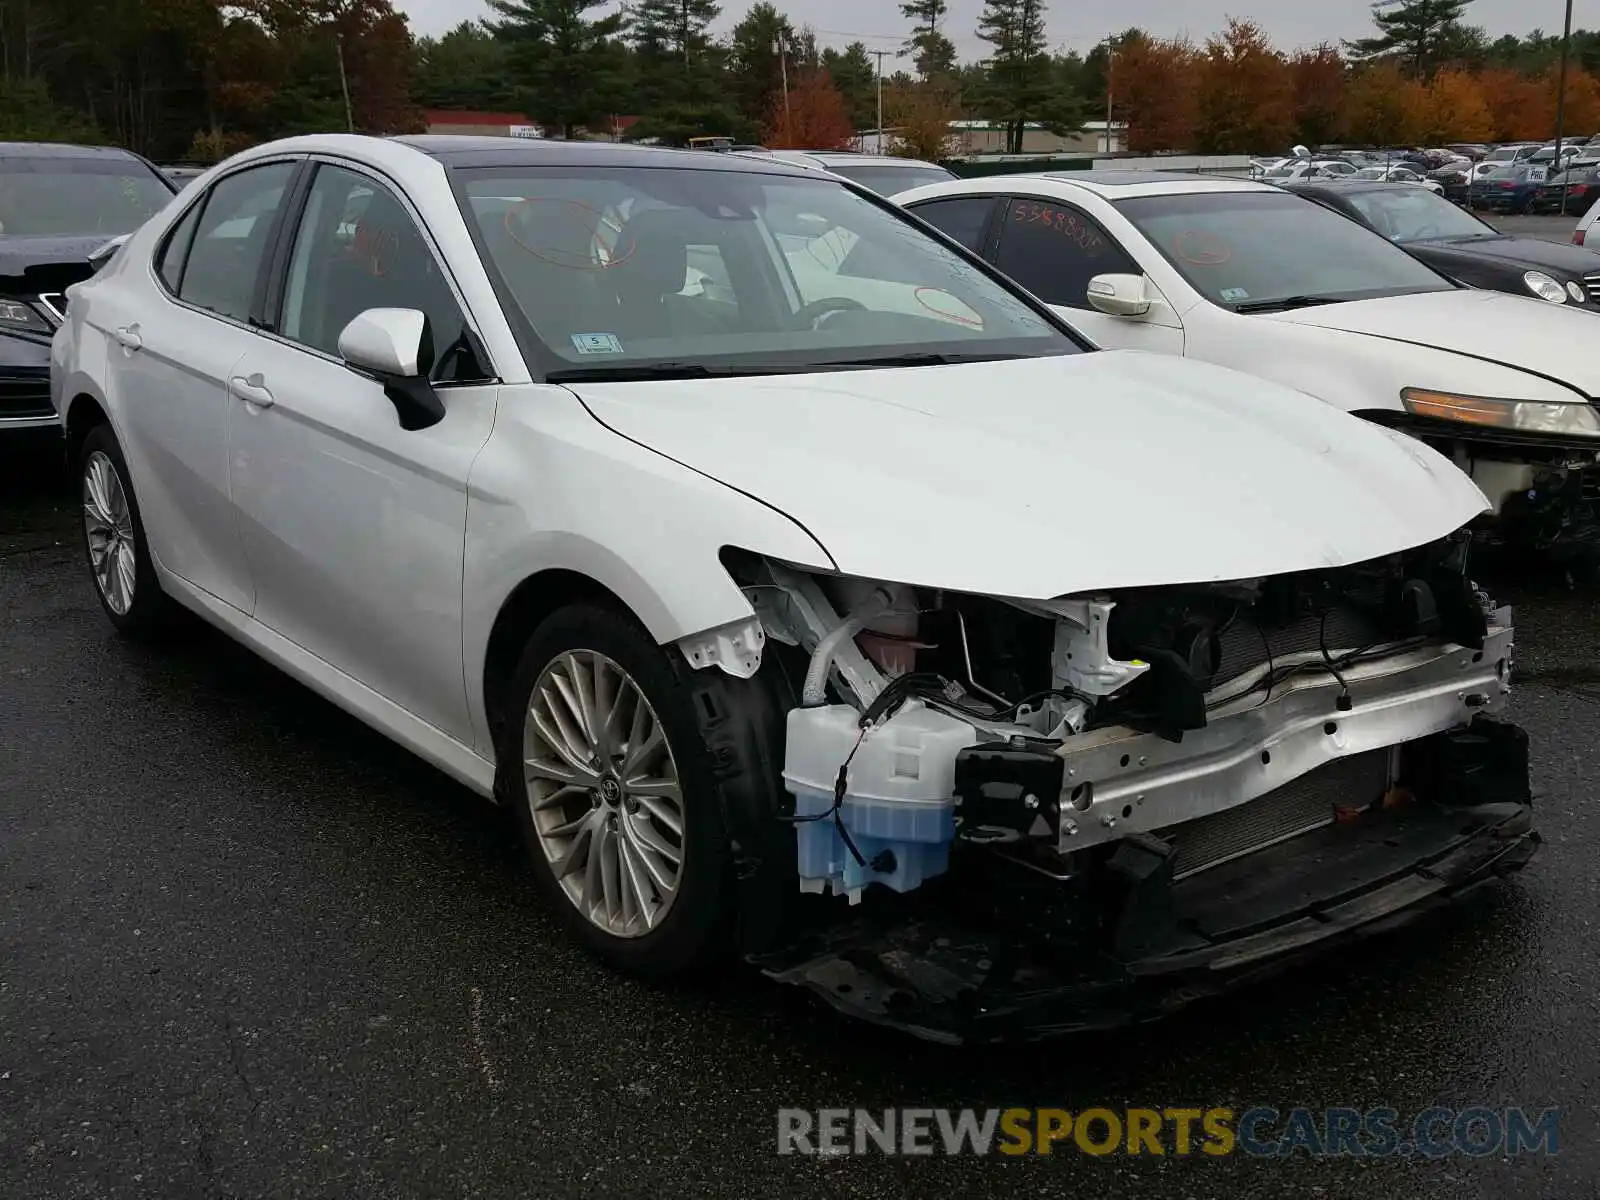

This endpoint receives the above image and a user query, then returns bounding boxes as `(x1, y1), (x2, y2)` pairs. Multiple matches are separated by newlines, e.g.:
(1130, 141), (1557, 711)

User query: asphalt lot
(1483, 213), (1586, 243)
(3, 433), (1598, 1200)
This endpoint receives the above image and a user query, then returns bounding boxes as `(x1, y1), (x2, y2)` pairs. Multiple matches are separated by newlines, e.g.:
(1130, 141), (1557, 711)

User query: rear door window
(909, 196), (1000, 252)
(156, 200), (204, 292)
(177, 163), (296, 323)
(991, 198), (1140, 309)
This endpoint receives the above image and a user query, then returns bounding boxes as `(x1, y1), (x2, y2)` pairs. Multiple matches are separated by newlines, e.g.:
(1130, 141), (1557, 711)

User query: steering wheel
(796, 296), (866, 329)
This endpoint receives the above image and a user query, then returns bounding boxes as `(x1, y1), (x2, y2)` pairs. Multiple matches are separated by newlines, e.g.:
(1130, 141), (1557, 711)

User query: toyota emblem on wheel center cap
(600, 777), (623, 804)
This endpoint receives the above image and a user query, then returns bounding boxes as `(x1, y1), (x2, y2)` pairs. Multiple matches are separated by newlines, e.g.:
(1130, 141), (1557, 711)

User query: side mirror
(1086, 273), (1152, 318)
(88, 234), (130, 274)
(337, 307), (445, 431)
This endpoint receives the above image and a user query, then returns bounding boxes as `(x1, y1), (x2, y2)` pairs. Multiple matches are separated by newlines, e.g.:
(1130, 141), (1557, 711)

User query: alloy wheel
(522, 650), (686, 937)
(83, 450), (136, 616)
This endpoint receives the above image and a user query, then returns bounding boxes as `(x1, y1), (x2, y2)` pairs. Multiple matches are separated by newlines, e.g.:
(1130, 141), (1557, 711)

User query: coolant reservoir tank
(783, 700), (977, 902)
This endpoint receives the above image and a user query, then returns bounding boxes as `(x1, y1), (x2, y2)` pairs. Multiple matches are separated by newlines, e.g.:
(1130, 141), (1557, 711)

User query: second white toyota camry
(51, 136), (1536, 1042)
(897, 171), (1600, 573)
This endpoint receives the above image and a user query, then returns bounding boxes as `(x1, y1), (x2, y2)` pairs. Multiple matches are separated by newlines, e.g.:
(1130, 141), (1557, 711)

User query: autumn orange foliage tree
(1114, 34), (1199, 152)
(1477, 68), (1546, 141)
(1193, 18), (1293, 153)
(1528, 65), (1600, 140)
(1106, 22), (1598, 153)
(1289, 44), (1347, 147)
(1400, 68), (1494, 142)
(884, 81), (959, 161)
(1339, 62), (1408, 146)
(763, 69), (855, 149)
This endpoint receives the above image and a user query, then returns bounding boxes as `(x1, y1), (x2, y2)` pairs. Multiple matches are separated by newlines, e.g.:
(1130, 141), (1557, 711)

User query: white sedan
(1259, 159), (1357, 181)
(897, 171), (1600, 532)
(1348, 165), (1445, 194)
(50, 136), (1535, 1038)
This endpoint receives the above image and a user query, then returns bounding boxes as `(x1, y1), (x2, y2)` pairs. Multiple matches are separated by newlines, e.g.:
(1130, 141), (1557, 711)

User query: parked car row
(1285, 179), (1600, 308)
(1256, 141), (1600, 213)
(31, 136), (1562, 1042)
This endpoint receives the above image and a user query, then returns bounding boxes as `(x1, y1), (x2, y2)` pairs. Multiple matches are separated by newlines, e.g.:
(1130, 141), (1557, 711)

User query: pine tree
(1346, 0), (1474, 78)
(974, 0), (1081, 152)
(486, 0), (628, 138)
(630, 0), (721, 80)
(822, 41), (877, 129)
(728, 2), (796, 126)
(899, 0), (956, 79)
(628, 0), (749, 143)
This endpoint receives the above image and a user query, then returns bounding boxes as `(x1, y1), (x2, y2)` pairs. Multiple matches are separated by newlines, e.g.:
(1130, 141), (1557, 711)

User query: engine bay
(708, 538), (1536, 1042)
(717, 534), (1515, 904)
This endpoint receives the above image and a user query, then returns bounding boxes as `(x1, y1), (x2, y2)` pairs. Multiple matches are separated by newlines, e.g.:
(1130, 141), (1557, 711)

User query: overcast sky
(396, 0), (1597, 59)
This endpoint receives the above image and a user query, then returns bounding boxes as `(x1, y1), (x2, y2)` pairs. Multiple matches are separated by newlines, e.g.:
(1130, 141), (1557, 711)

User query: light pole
(872, 49), (888, 153)
(1554, 0), (1574, 211)
(335, 33), (354, 133)
(1554, 0), (1574, 160)
(1104, 35), (1114, 153)
(775, 34), (790, 123)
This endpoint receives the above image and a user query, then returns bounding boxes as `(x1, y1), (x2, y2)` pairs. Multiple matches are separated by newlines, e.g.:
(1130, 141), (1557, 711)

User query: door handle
(113, 325), (142, 351)
(228, 374), (275, 409)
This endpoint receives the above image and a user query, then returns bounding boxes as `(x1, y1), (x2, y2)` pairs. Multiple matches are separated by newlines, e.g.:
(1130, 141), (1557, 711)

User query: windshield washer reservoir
(784, 701), (977, 902)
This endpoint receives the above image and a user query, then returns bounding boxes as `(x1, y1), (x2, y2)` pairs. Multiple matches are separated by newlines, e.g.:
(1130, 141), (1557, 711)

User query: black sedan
(1469, 164), (1545, 213)
(1531, 162), (1600, 215)
(1285, 179), (1600, 310)
(1427, 162), (1473, 203)
(0, 142), (175, 433)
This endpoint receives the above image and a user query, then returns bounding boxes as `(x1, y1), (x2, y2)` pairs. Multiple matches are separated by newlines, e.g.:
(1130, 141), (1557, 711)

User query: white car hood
(1256, 289), (1600, 398)
(567, 352), (1487, 599)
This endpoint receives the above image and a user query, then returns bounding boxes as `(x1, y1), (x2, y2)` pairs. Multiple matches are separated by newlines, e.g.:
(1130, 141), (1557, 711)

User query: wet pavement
(2, 435), (1597, 1199)
(1485, 213), (1588, 244)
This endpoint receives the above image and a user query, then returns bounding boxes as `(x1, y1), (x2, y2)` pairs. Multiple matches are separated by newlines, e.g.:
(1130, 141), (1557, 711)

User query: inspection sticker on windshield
(1220, 287), (1250, 302)
(571, 332), (624, 355)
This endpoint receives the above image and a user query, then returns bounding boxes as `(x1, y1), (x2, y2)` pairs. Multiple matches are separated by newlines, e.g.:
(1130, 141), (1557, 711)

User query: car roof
(0, 141), (147, 161)
(894, 170), (1278, 205)
(1284, 180), (1423, 196)
(1001, 170), (1273, 198)
(787, 151), (944, 166)
(390, 134), (818, 177)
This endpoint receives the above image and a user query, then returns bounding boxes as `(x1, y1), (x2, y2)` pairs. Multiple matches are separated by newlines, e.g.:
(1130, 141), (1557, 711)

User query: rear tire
(499, 604), (737, 978)
(77, 423), (179, 637)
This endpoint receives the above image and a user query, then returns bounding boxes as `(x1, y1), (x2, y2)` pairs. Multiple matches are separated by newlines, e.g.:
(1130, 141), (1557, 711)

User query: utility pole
(872, 49), (888, 153)
(775, 34), (790, 122)
(335, 32), (354, 133)
(1555, 0), (1574, 167)
(1104, 34), (1114, 153)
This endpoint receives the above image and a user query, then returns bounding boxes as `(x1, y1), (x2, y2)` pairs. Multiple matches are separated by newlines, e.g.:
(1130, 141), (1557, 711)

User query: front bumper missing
(1042, 623), (1513, 856)
(755, 715), (1538, 1044)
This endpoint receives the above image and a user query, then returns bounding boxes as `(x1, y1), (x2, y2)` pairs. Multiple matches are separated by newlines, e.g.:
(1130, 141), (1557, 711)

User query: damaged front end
(1362, 402), (1600, 581)
(709, 535), (1538, 1044)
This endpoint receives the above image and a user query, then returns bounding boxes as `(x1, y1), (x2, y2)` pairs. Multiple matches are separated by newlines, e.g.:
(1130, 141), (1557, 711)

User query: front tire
(499, 604), (735, 977)
(78, 424), (178, 636)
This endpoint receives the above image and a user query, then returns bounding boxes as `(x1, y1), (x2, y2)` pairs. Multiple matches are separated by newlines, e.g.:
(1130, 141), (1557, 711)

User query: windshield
(1485, 147), (1524, 163)
(1352, 168), (1386, 179)
(0, 157), (172, 236)
(1339, 188), (1494, 241)
(1115, 190), (1453, 310)
(457, 166), (1078, 377)
(824, 161), (957, 196)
